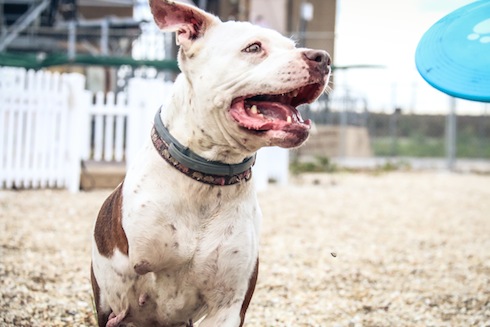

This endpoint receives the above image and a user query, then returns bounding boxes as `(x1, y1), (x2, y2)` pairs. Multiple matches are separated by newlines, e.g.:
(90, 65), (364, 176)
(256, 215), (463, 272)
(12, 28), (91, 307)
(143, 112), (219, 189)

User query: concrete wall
(289, 0), (336, 54)
(250, 0), (287, 34)
(297, 125), (373, 159)
(250, 0), (336, 60)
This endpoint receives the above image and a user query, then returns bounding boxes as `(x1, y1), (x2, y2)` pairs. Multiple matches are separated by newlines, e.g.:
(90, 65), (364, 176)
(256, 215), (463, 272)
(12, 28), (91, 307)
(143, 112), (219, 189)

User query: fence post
(114, 92), (127, 162)
(0, 67), (24, 189)
(446, 97), (457, 171)
(64, 73), (90, 193)
(126, 78), (145, 169)
(126, 79), (174, 169)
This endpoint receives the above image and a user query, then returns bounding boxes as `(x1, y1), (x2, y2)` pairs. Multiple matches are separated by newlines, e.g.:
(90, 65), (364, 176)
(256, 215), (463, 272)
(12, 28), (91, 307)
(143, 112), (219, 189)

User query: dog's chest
(107, 182), (261, 324)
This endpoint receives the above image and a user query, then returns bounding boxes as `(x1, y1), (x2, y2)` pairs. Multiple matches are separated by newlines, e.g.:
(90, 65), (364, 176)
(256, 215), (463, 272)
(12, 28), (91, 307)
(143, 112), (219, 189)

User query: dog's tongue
(230, 100), (310, 131)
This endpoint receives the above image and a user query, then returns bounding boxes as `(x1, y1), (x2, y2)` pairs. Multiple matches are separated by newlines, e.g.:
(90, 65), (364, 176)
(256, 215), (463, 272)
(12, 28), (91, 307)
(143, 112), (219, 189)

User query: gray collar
(152, 108), (255, 185)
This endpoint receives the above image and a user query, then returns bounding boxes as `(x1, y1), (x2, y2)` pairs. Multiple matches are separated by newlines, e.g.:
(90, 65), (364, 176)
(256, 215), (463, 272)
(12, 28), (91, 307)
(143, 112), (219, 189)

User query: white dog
(90, 1), (331, 326)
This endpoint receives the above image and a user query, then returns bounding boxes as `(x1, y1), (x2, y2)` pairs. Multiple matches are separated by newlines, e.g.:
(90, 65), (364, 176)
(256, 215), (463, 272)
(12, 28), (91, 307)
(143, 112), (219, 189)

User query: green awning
(0, 52), (180, 71)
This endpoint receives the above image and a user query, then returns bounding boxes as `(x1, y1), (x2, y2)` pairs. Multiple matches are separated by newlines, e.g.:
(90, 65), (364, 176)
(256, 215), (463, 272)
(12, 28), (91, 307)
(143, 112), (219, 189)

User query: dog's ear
(149, 0), (219, 50)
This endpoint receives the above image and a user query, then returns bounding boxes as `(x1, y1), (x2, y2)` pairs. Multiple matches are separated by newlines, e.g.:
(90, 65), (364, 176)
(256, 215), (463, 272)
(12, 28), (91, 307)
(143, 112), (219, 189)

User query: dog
(90, 1), (331, 326)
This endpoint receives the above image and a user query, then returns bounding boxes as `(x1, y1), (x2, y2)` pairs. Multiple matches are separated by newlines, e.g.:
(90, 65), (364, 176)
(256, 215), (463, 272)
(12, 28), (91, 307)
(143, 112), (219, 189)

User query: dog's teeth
(292, 90), (299, 97)
(251, 105), (258, 114)
(287, 116), (292, 123)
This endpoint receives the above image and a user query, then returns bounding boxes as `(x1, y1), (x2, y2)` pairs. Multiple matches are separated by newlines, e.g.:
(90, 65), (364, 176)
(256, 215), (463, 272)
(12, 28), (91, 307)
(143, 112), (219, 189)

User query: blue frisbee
(415, 0), (490, 102)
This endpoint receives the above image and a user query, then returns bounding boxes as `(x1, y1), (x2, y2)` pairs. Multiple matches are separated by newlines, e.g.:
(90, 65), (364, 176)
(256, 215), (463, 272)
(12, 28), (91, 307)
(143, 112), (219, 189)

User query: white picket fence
(79, 78), (172, 168)
(0, 68), (75, 189)
(0, 67), (287, 192)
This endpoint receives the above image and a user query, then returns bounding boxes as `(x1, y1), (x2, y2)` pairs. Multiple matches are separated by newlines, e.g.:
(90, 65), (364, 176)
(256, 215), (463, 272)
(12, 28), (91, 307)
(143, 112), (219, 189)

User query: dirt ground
(1, 172), (489, 327)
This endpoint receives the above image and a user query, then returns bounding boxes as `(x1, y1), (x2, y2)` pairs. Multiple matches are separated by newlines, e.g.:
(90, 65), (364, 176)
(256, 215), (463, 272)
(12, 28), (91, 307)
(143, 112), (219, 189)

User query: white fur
(92, 140), (261, 326)
(166, 21), (324, 159)
(91, 1), (329, 326)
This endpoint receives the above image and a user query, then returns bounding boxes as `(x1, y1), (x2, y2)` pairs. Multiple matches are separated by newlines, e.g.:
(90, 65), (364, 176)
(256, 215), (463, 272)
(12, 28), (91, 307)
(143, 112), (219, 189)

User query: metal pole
(68, 20), (76, 60)
(446, 97), (457, 170)
(198, 0), (207, 10)
(287, 0), (294, 33)
(101, 18), (109, 56)
(0, 0), (50, 51)
(390, 108), (400, 157)
(299, 0), (307, 47)
(0, 2), (4, 36)
(339, 90), (348, 158)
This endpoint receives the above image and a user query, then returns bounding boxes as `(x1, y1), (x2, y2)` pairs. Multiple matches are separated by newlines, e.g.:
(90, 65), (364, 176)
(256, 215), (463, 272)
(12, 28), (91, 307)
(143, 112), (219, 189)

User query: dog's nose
(303, 50), (331, 67)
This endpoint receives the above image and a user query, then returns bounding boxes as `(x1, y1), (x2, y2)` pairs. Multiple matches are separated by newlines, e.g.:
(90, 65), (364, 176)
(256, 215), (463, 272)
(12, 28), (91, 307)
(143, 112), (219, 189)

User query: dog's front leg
(126, 225), (182, 275)
(125, 220), (171, 275)
(126, 218), (201, 275)
(201, 258), (258, 327)
(199, 305), (242, 327)
(123, 197), (193, 275)
(124, 225), (176, 276)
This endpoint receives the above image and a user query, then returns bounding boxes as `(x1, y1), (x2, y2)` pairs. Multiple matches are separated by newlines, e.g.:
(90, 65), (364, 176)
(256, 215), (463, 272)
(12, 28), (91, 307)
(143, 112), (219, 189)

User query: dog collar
(152, 108), (255, 186)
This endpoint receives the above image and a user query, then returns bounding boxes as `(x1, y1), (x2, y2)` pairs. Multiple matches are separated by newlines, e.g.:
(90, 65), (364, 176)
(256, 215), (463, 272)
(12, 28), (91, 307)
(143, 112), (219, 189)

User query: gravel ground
(1, 172), (490, 327)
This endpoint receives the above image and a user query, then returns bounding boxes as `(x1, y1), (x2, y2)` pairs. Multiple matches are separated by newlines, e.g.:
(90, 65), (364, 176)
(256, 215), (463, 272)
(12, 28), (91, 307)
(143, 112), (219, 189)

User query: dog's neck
(161, 75), (258, 164)
(152, 108), (255, 186)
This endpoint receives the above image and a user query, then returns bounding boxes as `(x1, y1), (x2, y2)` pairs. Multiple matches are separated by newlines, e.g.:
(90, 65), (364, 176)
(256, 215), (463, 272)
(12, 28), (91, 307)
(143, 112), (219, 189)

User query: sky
(333, 0), (489, 115)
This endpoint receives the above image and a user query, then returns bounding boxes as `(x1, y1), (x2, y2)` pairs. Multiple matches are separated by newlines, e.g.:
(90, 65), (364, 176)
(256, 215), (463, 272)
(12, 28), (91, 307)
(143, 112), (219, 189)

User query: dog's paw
(106, 309), (127, 327)
(134, 260), (152, 275)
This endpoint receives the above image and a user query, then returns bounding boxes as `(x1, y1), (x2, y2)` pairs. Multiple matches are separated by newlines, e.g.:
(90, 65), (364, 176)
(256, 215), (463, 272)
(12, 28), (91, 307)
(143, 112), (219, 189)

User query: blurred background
(1, 2), (490, 326)
(1, 0), (489, 192)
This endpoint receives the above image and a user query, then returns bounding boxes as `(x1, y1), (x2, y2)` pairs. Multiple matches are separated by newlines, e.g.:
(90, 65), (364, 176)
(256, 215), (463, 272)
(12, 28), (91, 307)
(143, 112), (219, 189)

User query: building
(203, 0), (336, 62)
(0, 0), (141, 63)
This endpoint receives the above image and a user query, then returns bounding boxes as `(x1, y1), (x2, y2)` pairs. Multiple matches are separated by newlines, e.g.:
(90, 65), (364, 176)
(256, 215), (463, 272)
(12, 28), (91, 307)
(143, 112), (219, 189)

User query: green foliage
(376, 160), (412, 172)
(290, 156), (338, 174)
(371, 135), (490, 158)
(369, 113), (490, 159)
(457, 128), (490, 158)
(372, 136), (445, 157)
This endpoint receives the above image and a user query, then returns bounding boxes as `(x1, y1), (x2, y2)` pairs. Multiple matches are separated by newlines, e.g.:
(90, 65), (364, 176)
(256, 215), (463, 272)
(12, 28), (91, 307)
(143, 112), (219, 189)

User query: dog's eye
(243, 42), (262, 53)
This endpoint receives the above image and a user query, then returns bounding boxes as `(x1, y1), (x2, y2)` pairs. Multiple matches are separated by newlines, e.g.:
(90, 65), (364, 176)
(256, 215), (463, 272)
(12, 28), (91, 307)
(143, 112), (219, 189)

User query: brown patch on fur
(94, 183), (129, 257)
(91, 262), (110, 327)
(239, 258), (259, 326)
(149, 0), (207, 40)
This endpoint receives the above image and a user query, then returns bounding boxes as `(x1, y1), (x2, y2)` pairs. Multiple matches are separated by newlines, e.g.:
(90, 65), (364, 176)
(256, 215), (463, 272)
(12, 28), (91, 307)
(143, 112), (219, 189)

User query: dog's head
(150, 0), (331, 153)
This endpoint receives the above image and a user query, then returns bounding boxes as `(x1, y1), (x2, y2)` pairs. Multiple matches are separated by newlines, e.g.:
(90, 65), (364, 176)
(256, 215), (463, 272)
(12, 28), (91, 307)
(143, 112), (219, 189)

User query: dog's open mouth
(229, 82), (324, 135)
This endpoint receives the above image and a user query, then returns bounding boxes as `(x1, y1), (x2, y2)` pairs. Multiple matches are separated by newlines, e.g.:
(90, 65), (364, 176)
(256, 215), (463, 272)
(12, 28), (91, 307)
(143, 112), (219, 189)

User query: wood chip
(1, 172), (490, 326)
